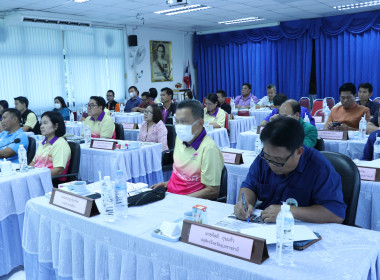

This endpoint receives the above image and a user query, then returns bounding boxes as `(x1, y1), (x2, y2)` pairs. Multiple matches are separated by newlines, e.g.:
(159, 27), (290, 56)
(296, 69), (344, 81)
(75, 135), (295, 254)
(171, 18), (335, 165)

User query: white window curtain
(64, 28), (125, 108)
(0, 24), (65, 113)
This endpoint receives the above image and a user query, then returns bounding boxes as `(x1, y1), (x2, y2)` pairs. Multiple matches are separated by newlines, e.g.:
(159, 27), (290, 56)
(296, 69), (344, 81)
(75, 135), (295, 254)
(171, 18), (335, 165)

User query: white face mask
(54, 103), (61, 109)
(130, 91), (135, 98)
(175, 120), (199, 142)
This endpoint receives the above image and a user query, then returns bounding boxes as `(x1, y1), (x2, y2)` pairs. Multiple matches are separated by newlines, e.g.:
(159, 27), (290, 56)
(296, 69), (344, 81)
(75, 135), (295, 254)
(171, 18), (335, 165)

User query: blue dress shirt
(264, 107), (315, 126)
(241, 146), (347, 219)
(0, 128), (29, 163)
(361, 130), (380, 161)
(124, 97), (142, 113)
(54, 107), (70, 121)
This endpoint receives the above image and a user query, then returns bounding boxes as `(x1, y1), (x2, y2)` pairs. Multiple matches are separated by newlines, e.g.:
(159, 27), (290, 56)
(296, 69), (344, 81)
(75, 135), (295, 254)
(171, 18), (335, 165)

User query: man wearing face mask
(124, 86), (141, 113)
(151, 100), (224, 200)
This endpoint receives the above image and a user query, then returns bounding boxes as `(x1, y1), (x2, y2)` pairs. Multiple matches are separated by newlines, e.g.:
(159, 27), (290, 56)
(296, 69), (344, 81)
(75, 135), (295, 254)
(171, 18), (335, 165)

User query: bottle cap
(281, 203), (290, 211)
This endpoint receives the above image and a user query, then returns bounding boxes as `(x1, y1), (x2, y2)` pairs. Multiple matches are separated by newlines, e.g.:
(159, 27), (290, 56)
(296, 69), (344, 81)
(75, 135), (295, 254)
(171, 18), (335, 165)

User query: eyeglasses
(144, 110), (153, 115)
(258, 148), (295, 167)
(205, 102), (216, 107)
(86, 104), (98, 108)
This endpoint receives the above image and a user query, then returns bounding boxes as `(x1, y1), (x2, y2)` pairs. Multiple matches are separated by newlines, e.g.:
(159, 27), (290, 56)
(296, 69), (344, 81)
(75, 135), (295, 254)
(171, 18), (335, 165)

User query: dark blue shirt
(54, 107), (70, 121)
(264, 107), (315, 126)
(241, 146), (346, 219)
(361, 130), (380, 161)
(124, 97), (142, 113)
(357, 100), (379, 116)
(370, 111), (379, 127)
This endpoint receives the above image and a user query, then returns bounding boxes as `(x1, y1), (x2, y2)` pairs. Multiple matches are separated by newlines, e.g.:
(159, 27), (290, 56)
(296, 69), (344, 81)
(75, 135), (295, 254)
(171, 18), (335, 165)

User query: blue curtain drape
(195, 10), (380, 102)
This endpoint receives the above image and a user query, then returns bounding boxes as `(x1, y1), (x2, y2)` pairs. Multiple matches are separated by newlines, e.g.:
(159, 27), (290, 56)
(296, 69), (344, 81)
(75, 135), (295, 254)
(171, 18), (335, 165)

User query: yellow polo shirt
(204, 107), (226, 128)
(82, 111), (115, 139)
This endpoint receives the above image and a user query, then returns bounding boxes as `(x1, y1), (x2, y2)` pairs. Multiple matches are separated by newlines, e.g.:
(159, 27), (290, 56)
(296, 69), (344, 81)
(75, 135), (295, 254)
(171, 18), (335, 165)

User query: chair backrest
(165, 124), (176, 150)
(237, 110), (250, 116)
(320, 151), (361, 226)
(299, 97), (310, 111)
(373, 97), (380, 104)
(225, 113), (229, 130)
(311, 99), (324, 116)
(114, 123), (125, 140)
(67, 141), (81, 178)
(325, 97), (335, 109)
(217, 166), (228, 202)
(202, 98), (206, 107)
(314, 109), (325, 117)
(314, 137), (325, 151)
(225, 97), (231, 105)
(27, 137), (36, 164)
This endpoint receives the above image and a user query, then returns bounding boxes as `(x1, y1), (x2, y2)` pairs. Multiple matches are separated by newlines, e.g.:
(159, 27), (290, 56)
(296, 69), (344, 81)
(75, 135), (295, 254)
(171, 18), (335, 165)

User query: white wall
(124, 26), (194, 101)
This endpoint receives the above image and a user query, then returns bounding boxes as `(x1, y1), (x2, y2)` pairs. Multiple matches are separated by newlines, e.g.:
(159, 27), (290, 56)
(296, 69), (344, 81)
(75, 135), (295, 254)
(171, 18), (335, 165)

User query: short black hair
(206, 93), (219, 106)
(89, 96), (106, 110)
(267, 84), (276, 91)
(148, 104), (163, 124)
(273, 93), (288, 106)
(243, 83), (252, 90)
(216, 90), (226, 98)
(128, 86), (139, 94)
(186, 91), (193, 99)
(260, 117), (304, 152)
(14, 96), (29, 108)
(339, 83), (356, 96)
(107, 90), (115, 96)
(54, 96), (67, 108)
(3, 108), (21, 123)
(283, 99), (301, 114)
(161, 87), (174, 100)
(141, 92), (150, 99)
(0, 100), (9, 110)
(177, 99), (204, 120)
(149, 88), (158, 99)
(358, 83), (373, 93)
(41, 111), (66, 137)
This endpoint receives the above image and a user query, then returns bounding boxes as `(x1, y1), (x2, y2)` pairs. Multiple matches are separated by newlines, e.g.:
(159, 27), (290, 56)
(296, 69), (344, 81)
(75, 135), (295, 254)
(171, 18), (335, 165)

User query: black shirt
(370, 111), (380, 126)
(221, 102), (231, 114)
(106, 100), (119, 111)
(357, 100), (379, 116)
(160, 102), (177, 124)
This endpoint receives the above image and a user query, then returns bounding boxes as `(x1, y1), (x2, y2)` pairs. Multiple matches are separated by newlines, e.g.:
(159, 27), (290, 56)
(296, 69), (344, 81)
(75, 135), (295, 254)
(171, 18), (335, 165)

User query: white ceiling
(0, 0), (379, 32)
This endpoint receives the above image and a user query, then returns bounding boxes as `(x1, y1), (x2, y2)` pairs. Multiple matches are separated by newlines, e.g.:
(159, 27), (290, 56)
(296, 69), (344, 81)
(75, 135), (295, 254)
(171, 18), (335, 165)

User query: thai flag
(183, 60), (191, 89)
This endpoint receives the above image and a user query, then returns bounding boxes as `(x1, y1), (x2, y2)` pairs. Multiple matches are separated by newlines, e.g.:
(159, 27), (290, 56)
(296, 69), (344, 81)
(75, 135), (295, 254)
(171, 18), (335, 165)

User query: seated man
(106, 90), (120, 112)
(257, 84), (276, 108)
(260, 94), (315, 127)
(14, 96), (40, 134)
(82, 96), (115, 139)
(159, 87), (177, 124)
(131, 92), (155, 113)
(216, 90), (231, 115)
(357, 83), (379, 116)
(0, 109), (29, 163)
(361, 130), (380, 161)
(279, 100), (317, 147)
(124, 86), (141, 113)
(367, 111), (380, 134)
(152, 100), (224, 200)
(149, 88), (161, 104)
(234, 83), (259, 109)
(234, 117), (346, 223)
(324, 83), (370, 130)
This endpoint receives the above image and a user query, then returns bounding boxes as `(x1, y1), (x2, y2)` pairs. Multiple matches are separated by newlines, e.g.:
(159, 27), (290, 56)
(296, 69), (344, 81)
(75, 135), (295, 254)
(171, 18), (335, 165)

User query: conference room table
(65, 121), (83, 136)
(123, 129), (140, 141)
(22, 191), (380, 280)
(228, 116), (257, 148)
(115, 113), (144, 124)
(0, 168), (52, 277)
(78, 142), (163, 185)
(207, 128), (230, 148)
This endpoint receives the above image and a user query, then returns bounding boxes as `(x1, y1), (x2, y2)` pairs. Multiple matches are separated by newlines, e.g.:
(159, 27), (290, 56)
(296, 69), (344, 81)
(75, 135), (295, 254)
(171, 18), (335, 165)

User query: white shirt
(257, 95), (274, 106)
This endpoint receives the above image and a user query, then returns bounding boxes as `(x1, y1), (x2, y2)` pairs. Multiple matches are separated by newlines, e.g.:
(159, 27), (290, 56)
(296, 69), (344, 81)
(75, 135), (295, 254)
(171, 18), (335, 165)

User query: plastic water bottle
(304, 115), (310, 124)
(373, 136), (380, 160)
(250, 97), (255, 111)
(18, 144), (28, 173)
(254, 137), (262, 153)
(323, 98), (327, 110)
(101, 176), (115, 222)
(114, 170), (128, 219)
(359, 116), (367, 139)
(230, 98), (235, 110)
(324, 106), (330, 122)
(120, 104), (124, 113)
(276, 203), (294, 266)
(70, 112), (75, 123)
(84, 125), (91, 144)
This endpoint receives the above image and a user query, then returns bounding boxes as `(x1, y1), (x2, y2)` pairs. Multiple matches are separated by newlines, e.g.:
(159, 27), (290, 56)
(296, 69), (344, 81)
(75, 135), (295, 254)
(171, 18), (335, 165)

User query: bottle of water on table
(70, 112), (75, 123)
(18, 144), (28, 173)
(359, 115), (367, 139)
(101, 176), (115, 222)
(115, 170), (128, 219)
(254, 137), (262, 154)
(276, 203), (294, 266)
(373, 135), (380, 160)
(230, 98), (235, 111)
(84, 125), (91, 144)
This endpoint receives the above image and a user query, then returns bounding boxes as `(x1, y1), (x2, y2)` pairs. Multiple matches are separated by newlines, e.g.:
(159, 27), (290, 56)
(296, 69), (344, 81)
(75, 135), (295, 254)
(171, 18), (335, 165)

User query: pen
(241, 193), (249, 223)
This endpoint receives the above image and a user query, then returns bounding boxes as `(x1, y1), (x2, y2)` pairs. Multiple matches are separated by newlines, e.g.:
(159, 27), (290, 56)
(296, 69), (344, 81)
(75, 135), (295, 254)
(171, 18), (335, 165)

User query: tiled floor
(0, 267), (25, 280)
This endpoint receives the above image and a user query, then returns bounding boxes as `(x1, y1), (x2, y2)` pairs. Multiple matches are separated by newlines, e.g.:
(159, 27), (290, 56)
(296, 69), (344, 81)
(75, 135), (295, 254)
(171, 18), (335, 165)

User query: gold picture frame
(150, 40), (173, 82)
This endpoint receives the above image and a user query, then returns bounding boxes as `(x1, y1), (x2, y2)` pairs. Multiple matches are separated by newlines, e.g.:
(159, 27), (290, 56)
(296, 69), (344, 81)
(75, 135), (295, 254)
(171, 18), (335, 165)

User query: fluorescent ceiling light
(73, 0), (89, 2)
(155, 4), (211, 15)
(219, 17), (264, 25)
(333, 1), (380, 10)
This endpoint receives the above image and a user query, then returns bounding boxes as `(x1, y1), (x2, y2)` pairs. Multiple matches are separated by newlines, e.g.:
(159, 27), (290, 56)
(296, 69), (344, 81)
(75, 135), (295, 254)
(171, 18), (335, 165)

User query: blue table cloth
(228, 116), (257, 148)
(22, 193), (380, 280)
(0, 168), (52, 276)
(207, 128), (230, 148)
(115, 114), (144, 124)
(324, 138), (367, 160)
(123, 129), (139, 141)
(236, 131), (259, 151)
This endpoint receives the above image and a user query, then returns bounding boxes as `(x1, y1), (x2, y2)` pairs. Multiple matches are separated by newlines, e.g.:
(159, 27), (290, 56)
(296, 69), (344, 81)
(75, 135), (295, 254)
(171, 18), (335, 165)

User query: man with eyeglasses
(234, 117), (346, 223)
(82, 96), (115, 139)
(132, 92), (155, 113)
(105, 90), (120, 112)
(324, 83), (370, 130)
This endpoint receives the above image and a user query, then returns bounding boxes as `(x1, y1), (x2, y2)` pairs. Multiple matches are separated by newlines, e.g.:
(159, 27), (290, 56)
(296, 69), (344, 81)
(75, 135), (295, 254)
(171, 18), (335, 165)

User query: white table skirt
(115, 114), (144, 124)
(324, 138), (367, 160)
(123, 129), (140, 141)
(65, 122), (83, 136)
(229, 116), (257, 147)
(236, 131), (259, 151)
(78, 142), (163, 185)
(315, 123), (325, 130)
(22, 193), (380, 280)
(0, 168), (52, 276)
(207, 128), (230, 148)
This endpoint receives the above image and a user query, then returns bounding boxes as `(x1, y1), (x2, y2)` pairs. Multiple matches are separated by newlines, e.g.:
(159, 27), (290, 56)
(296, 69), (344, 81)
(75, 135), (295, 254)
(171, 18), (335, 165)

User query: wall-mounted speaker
(128, 35), (138, 47)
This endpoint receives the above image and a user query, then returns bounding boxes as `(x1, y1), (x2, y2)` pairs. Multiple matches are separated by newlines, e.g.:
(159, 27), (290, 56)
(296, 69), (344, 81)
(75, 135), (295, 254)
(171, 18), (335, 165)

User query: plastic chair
(27, 137), (36, 164)
(299, 97), (311, 111)
(225, 97), (231, 105)
(114, 123), (125, 140)
(202, 98), (206, 107)
(325, 97), (335, 109)
(52, 141), (81, 185)
(162, 124), (176, 168)
(314, 138), (325, 151)
(311, 99), (324, 116)
(321, 151), (361, 226)
(314, 109), (325, 116)
(225, 113), (229, 130)
(217, 166), (228, 203)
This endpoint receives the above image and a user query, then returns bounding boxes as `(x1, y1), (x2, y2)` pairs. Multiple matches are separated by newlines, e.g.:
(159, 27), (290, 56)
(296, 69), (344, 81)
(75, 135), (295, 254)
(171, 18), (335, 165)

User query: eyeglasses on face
(86, 104), (98, 108)
(144, 110), (153, 115)
(258, 148), (296, 167)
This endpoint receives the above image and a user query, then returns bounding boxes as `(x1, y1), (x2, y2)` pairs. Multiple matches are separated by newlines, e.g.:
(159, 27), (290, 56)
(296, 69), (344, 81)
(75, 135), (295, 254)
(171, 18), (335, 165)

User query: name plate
(180, 220), (269, 264)
(90, 139), (117, 150)
(357, 167), (380, 181)
(317, 130), (348, 140)
(314, 116), (324, 123)
(49, 188), (100, 217)
(222, 152), (243, 165)
(122, 123), (138, 129)
(256, 126), (264, 134)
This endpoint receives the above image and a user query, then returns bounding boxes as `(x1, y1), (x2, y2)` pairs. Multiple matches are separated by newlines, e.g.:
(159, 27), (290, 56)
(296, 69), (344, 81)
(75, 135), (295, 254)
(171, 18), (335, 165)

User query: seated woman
(30, 111), (71, 177)
(137, 104), (168, 151)
(184, 91), (193, 100)
(53, 96), (70, 121)
(82, 96), (116, 139)
(204, 93), (226, 128)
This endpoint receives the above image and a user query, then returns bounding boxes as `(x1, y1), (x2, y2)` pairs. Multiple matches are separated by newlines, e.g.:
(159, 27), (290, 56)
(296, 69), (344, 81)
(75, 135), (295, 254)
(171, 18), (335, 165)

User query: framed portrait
(150, 40), (173, 82)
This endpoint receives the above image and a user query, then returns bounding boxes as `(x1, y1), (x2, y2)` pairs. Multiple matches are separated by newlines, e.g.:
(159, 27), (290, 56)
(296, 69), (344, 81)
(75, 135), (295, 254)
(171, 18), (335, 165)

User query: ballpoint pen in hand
(241, 193), (249, 223)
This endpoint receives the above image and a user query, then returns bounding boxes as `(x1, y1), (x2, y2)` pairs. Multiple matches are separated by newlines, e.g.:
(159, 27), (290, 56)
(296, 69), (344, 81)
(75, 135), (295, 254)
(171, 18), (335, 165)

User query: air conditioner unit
(4, 14), (91, 28)
(166, 0), (189, 7)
